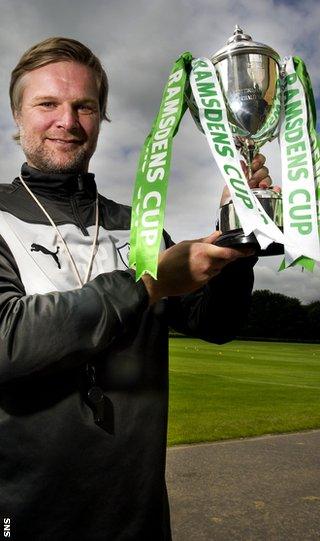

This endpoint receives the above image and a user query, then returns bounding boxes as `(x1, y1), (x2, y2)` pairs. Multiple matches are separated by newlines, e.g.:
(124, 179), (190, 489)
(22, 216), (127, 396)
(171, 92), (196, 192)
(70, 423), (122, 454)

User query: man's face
(15, 61), (101, 174)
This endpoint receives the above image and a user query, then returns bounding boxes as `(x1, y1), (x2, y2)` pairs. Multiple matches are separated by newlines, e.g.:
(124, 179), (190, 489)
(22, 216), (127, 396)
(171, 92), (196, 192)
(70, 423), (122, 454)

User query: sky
(0, 0), (319, 303)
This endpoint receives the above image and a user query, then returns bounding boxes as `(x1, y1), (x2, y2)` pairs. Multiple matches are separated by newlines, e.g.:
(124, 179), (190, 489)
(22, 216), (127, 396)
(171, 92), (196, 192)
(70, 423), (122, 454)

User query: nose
(55, 103), (79, 130)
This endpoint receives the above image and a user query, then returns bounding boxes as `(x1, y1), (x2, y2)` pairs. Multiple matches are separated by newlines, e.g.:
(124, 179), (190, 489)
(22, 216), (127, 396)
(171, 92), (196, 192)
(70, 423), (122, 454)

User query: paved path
(166, 430), (320, 540)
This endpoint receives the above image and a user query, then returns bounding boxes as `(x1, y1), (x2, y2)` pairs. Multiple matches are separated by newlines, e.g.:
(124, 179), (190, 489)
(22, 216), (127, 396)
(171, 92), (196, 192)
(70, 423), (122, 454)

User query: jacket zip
(70, 196), (89, 236)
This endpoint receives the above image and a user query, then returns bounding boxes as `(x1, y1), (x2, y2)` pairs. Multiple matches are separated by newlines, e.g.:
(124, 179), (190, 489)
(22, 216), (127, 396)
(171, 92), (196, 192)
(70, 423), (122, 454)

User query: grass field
(167, 338), (320, 446)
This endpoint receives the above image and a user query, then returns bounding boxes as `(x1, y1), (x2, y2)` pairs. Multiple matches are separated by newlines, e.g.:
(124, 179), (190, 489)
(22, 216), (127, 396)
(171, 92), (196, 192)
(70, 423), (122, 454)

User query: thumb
(240, 159), (249, 179)
(202, 230), (222, 244)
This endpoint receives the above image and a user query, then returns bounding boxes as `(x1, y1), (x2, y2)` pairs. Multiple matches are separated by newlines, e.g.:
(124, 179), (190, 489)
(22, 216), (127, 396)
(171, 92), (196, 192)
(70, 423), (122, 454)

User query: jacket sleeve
(0, 236), (149, 383)
(168, 257), (256, 344)
(163, 231), (257, 344)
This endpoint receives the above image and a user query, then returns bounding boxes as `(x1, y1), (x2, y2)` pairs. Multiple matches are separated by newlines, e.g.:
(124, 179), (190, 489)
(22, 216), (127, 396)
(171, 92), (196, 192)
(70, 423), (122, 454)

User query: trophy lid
(211, 26), (280, 64)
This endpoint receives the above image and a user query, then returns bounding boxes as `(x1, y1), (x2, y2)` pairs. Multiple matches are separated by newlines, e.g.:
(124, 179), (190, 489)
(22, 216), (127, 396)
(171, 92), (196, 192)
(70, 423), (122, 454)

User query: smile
(47, 138), (83, 145)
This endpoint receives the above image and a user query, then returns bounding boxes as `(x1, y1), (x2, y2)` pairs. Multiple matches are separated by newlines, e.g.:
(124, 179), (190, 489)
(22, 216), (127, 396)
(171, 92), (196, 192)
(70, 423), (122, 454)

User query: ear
(13, 111), (20, 127)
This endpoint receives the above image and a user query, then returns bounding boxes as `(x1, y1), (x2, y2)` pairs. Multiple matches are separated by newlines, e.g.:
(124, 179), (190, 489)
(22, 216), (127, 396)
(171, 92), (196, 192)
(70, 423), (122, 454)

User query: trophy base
(216, 188), (284, 256)
(215, 228), (284, 256)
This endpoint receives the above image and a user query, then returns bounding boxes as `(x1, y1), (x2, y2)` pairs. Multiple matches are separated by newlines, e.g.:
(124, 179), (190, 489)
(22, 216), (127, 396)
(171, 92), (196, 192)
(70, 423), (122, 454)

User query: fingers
(249, 166), (272, 189)
(248, 153), (272, 189)
(202, 230), (256, 258)
(251, 153), (266, 172)
(201, 236), (256, 261)
(209, 244), (255, 261)
(202, 230), (222, 244)
(240, 154), (266, 179)
(202, 244), (255, 278)
(222, 153), (277, 208)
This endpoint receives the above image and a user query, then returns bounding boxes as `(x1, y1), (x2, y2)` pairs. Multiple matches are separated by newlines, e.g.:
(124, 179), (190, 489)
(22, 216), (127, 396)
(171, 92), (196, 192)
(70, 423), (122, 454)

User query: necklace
(19, 174), (99, 287)
(19, 173), (104, 424)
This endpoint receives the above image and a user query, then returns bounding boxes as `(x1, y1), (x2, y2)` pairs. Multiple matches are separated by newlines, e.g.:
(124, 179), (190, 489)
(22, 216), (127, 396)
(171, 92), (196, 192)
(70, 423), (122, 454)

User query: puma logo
(30, 243), (61, 269)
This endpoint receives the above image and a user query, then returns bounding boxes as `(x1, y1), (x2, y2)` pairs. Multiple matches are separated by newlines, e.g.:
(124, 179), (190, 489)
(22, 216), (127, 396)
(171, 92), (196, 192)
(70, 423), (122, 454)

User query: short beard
(19, 131), (96, 174)
(24, 146), (90, 174)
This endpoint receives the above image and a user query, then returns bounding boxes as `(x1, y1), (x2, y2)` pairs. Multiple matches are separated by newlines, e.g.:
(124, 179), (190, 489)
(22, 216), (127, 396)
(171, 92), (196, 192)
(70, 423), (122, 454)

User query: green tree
(304, 301), (320, 340)
(243, 290), (306, 340)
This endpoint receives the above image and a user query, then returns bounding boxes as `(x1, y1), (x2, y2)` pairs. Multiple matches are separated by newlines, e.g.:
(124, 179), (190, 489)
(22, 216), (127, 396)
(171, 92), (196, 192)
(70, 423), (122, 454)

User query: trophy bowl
(187, 26), (284, 256)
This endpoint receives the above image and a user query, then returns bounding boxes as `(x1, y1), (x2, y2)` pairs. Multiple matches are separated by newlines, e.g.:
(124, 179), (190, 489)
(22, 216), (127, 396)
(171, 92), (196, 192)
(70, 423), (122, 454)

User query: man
(0, 37), (270, 540)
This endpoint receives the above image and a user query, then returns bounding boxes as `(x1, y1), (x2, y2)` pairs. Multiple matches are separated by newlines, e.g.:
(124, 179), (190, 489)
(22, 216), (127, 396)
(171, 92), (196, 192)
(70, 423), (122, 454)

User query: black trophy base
(215, 228), (284, 256)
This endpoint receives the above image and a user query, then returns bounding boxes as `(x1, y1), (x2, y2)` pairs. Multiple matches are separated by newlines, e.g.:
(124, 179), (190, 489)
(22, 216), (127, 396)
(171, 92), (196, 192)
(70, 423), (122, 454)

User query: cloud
(254, 257), (320, 303)
(0, 0), (319, 302)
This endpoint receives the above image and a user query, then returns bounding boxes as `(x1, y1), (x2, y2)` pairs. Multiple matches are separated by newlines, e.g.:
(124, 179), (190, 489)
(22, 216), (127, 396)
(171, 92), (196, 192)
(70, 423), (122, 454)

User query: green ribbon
(129, 52), (193, 280)
(130, 52), (319, 279)
(280, 56), (320, 272)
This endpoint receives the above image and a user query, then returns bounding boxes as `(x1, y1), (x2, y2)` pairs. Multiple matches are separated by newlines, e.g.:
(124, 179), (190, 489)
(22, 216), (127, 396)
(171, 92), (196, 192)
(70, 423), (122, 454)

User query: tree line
(239, 289), (320, 342)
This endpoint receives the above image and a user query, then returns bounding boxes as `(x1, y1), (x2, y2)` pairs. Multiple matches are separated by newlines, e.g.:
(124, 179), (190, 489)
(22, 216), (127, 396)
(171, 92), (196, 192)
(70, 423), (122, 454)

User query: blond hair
(10, 37), (110, 141)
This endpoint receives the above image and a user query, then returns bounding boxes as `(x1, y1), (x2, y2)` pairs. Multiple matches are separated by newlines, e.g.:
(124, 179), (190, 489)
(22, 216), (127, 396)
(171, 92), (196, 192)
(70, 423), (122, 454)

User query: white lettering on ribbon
(280, 57), (320, 265)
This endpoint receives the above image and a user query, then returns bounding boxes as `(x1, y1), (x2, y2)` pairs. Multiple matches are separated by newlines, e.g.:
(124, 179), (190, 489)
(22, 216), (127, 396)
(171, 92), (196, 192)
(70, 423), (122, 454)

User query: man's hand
(141, 231), (255, 305)
(220, 153), (274, 206)
(241, 153), (272, 190)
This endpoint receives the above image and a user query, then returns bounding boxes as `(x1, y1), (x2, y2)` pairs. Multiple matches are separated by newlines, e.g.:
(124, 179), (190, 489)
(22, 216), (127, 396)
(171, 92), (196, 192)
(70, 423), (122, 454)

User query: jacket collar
(13, 162), (97, 198)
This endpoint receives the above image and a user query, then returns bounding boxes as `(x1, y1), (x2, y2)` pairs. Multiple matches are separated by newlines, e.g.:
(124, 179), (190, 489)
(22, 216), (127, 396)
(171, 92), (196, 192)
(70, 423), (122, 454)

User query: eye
(77, 103), (98, 114)
(39, 102), (56, 109)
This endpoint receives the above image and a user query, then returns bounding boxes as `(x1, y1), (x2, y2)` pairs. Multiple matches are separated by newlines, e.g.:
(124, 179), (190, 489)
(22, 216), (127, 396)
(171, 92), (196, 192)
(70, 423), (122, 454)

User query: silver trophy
(188, 26), (284, 255)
